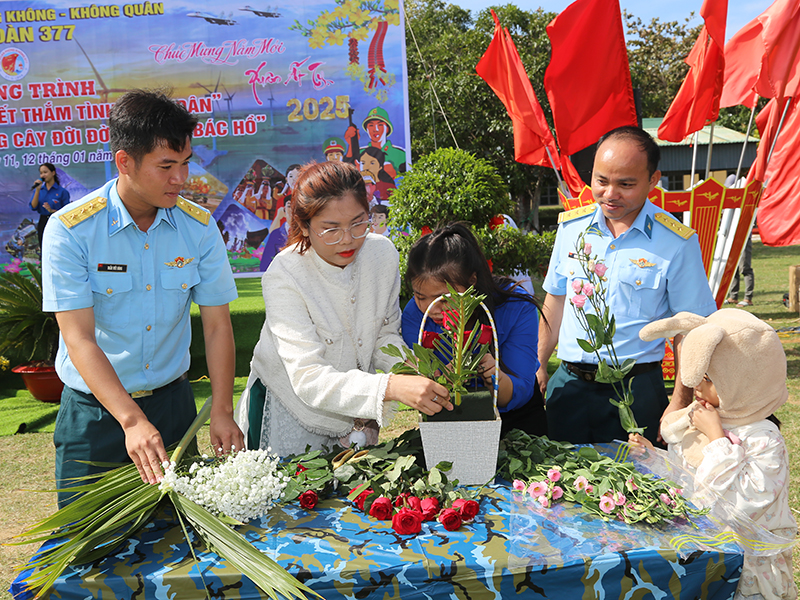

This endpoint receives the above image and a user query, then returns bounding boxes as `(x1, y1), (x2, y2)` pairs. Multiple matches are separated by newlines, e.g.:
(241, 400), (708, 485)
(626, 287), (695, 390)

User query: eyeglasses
(309, 219), (371, 245)
(703, 373), (712, 383)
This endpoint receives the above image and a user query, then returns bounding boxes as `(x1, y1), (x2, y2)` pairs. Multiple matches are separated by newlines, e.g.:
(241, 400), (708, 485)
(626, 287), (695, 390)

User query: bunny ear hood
(639, 312), (709, 342)
(644, 309), (787, 427)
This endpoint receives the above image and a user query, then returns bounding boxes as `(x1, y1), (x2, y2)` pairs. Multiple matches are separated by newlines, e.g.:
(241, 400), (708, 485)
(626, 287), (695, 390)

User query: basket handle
(417, 294), (500, 407)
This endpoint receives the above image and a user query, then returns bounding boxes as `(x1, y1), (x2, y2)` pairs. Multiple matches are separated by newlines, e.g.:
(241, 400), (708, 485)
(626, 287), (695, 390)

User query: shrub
(389, 148), (555, 303)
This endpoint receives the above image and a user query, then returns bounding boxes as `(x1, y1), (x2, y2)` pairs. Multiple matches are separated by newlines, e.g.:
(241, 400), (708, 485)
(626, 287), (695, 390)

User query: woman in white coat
(235, 161), (451, 456)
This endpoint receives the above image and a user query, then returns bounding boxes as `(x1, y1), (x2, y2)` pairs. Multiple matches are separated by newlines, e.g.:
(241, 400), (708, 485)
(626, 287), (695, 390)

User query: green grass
(1, 240), (800, 597)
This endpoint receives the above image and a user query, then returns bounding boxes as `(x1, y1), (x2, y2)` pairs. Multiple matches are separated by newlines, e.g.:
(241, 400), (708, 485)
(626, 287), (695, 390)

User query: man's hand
(123, 419), (169, 484)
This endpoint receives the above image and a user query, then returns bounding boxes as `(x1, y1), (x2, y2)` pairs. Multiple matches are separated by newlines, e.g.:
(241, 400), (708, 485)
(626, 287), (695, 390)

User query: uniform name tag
(97, 263), (127, 272)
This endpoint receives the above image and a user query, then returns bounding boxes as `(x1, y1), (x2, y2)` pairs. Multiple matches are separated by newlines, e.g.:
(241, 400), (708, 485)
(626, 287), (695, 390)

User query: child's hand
(689, 400), (725, 441)
(627, 433), (654, 454)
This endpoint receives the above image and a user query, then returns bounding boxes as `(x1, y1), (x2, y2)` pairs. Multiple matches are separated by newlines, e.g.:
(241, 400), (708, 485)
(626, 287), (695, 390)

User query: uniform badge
(165, 256), (194, 268)
(630, 258), (655, 268)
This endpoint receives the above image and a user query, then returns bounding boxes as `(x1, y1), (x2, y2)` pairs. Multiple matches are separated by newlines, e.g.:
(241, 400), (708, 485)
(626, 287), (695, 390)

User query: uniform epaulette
(654, 212), (695, 239)
(177, 197), (210, 225)
(557, 203), (596, 224)
(58, 197), (107, 228)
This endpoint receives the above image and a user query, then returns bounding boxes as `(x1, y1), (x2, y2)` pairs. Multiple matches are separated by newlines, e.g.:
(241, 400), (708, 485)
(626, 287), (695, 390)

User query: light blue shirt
(543, 201), (716, 364)
(42, 178), (237, 394)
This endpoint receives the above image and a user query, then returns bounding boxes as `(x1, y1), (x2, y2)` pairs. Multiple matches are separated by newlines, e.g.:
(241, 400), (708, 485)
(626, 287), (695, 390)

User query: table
(12, 483), (743, 599)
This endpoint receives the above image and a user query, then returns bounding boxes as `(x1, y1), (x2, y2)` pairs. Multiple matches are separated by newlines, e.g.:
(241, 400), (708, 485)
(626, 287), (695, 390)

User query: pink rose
(594, 263), (608, 277)
(537, 495), (550, 508)
(583, 242), (592, 255)
(574, 476), (589, 491)
(599, 495), (615, 514)
(512, 479), (526, 492)
(660, 493), (673, 507)
(625, 477), (638, 492)
(420, 497), (439, 521)
(551, 486), (563, 500)
(547, 468), (561, 483)
(571, 294), (587, 309)
(452, 498), (479, 521)
(613, 491), (626, 506)
(571, 279), (583, 294)
(527, 481), (548, 498)
(582, 283), (595, 297)
(392, 507), (422, 535)
(585, 484), (594, 493)
(438, 508), (462, 531)
(369, 496), (393, 520)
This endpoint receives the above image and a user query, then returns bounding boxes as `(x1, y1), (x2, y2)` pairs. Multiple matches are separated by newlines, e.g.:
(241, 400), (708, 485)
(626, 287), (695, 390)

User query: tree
(404, 0), (559, 229)
(623, 11), (702, 118)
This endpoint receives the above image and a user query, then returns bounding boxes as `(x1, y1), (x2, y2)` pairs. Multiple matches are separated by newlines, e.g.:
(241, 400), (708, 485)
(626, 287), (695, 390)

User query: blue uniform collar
(107, 179), (176, 235)
(588, 200), (656, 241)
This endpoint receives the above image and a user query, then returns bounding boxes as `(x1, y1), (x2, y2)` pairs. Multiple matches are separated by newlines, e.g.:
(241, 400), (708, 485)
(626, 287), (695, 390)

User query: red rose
(299, 490), (318, 510)
(476, 324), (493, 345)
(442, 309), (459, 332)
(369, 496), (393, 521)
(420, 497), (440, 521)
(354, 488), (374, 511)
(392, 507), (423, 535)
(295, 464), (307, 475)
(393, 493), (409, 508)
(489, 215), (505, 230)
(407, 496), (421, 512)
(452, 498), (479, 521)
(438, 508), (462, 531)
(421, 331), (440, 349)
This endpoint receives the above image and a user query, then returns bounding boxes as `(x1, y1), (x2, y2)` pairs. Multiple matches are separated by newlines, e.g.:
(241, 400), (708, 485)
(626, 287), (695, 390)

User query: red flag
(720, 0), (800, 107)
(658, 0), (727, 142)
(543, 0), (637, 156)
(748, 97), (787, 183)
(753, 98), (800, 246)
(560, 155), (586, 198)
(476, 10), (561, 169)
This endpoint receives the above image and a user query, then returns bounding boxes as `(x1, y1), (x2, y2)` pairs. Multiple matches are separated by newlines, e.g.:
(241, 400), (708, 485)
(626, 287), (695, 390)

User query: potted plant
(382, 285), (502, 485)
(0, 264), (63, 402)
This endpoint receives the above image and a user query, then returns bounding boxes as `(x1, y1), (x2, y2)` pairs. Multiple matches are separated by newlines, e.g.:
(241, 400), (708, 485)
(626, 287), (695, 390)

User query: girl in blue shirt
(402, 223), (547, 438)
(30, 162), (70, 246)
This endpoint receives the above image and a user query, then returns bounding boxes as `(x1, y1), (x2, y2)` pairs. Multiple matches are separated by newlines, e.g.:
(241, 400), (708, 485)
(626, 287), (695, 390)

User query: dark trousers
(545, 362), (667, 446)
(54, 377), (196, 507)
(36, 214), (49, 248)
(500, 382), (548, 439)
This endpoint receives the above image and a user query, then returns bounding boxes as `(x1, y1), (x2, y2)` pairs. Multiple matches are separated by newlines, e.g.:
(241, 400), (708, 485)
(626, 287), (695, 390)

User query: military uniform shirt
(42, 178), (237, 394)
(543, 200), (716, 364)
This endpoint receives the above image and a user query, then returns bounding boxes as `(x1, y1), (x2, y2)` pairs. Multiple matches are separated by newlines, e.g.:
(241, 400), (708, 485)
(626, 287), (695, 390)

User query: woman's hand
(477, 353), (503, 388)
(385, 374), (452, 416)
(689, 400), (725, 441)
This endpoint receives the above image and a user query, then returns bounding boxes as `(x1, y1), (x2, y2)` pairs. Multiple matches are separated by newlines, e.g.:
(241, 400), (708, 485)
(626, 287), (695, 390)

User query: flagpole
(766, 97), (792, 166)
(704, 121), (715, 180)
(689, 131), (699, 188)
(734, 94), (758, 183)
(544, 146), (565, 189)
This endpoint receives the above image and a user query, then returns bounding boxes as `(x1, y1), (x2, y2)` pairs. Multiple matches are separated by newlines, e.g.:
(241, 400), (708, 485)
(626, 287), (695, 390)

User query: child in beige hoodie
(630, 309), (796, 600)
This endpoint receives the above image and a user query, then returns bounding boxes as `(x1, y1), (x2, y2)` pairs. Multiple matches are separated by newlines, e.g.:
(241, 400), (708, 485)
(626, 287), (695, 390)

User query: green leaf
(577, 338), (596, 353)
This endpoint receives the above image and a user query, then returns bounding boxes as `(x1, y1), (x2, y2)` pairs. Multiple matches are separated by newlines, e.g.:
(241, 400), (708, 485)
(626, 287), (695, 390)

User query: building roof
(642, 117), (759, 147)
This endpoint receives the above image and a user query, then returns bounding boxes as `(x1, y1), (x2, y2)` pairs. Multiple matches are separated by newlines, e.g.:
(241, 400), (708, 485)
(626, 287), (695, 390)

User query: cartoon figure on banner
(360, 146), (396, 205)
(233, 159), (273, 219)
(344, 107), (406, 179)
(323, 137), (345, 162)
(370, 204), (390, 237)
(259, 197), (292, 271)
(271, 164), (301, 218)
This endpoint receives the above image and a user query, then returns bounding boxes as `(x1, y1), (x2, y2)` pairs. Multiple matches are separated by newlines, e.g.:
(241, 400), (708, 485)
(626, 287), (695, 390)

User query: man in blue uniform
(43, 90), (244, 506)
(537, 126), (716, 445)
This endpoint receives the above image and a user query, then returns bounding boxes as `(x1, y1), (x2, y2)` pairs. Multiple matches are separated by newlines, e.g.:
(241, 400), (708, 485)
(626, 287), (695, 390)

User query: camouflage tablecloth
(13, 483), (743, 599)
